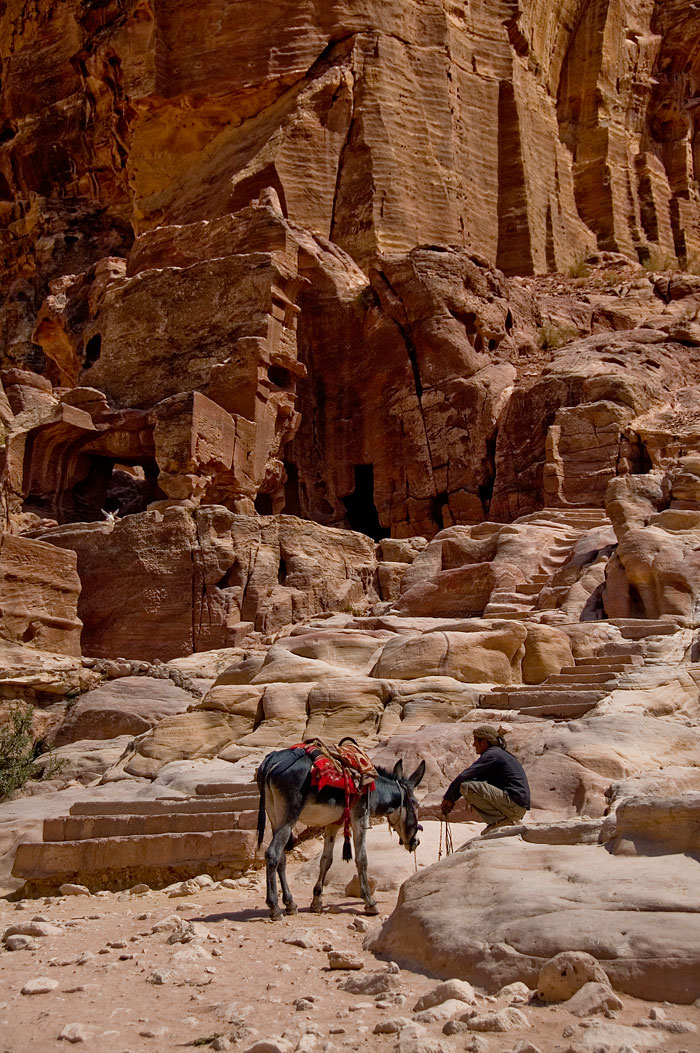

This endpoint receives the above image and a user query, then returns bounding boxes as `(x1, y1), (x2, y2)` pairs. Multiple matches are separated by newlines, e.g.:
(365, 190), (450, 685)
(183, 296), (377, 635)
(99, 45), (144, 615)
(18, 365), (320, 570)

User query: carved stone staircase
(12, 781), (260, 895)
(481, 652), (643, 719)
(483, 507), (611, 620)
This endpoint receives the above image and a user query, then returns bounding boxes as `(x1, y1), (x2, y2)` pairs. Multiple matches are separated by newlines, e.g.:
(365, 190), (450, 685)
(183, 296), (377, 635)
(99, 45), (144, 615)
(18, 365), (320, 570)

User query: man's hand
(440, 798), (453, 816)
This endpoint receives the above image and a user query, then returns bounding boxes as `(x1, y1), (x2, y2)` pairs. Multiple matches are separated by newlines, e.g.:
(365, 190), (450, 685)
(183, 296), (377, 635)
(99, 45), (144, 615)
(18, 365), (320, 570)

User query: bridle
(388, 779), (423, 851)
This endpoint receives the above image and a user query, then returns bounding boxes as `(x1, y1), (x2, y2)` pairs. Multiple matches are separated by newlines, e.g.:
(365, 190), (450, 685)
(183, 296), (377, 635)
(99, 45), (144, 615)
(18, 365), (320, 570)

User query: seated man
(441, 724), (530, 834)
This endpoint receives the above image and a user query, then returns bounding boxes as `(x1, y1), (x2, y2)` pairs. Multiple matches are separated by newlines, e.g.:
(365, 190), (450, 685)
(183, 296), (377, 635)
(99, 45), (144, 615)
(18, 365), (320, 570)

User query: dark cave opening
(341, 464), (389, 541)
(64, 457), (163, 522)
(84, 333), (102, 369)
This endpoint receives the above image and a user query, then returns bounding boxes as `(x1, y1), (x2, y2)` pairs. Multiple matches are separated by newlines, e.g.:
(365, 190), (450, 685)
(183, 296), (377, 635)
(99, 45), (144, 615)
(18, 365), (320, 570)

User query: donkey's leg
(310, 825), (338, 913)
(265, 821), (293, 920)
(352, 816), (379, 915)
(278, 842), (297, 915)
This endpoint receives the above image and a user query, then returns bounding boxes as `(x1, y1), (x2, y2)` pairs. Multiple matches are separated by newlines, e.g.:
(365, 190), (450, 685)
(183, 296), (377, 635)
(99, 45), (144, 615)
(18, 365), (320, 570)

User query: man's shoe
(480, 818), (516, 836)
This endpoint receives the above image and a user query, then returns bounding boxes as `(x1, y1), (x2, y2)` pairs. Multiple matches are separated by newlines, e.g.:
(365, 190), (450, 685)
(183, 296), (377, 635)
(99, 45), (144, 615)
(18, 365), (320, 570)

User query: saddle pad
(293, 738), (376, 796)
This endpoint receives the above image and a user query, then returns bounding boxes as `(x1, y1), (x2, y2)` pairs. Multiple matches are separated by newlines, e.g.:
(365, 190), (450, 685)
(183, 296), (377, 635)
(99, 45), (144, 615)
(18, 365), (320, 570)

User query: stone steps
(545, 671), (619, 685)
(12, 829), (257, 893)
(68, 794), (257, 816)
(609, 619), (680, 639)
(482, 507), (612, 617)
(43, 809), (257, 842)
(572, 655), (642, 668)
(12, 784), (262, 894)
(486, 688), (606, 717)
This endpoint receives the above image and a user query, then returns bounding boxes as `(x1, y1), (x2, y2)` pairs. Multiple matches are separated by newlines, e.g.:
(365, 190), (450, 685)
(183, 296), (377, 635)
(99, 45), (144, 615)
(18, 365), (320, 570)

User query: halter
(388, 779), (421, 849)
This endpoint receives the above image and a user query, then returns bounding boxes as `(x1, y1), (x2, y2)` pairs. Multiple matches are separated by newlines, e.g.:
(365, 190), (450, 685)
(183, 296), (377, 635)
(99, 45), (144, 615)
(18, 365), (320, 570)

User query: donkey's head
(387, 758), (426, 853)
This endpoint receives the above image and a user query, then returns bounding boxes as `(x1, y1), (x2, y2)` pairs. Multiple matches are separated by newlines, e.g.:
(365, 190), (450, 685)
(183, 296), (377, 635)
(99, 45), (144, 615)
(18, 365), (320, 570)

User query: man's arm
(441, 763), (478, 812)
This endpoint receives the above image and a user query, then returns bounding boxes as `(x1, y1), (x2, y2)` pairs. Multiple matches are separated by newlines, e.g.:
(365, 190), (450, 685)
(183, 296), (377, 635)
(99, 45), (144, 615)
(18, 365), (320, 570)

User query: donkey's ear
(392, 759), (404, 781)
(407, 759), (426, 790)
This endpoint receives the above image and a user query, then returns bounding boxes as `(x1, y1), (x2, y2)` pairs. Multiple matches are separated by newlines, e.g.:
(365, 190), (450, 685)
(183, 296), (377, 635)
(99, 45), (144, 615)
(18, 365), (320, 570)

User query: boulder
(371, 624), (527, 685)
(0, 533), (82, 656)
(605, 793), (700, 857)
(369, 838), (700, 1002)
(51, 677), (193, 745)
(536, 951), (610, 1002)
(521, 624), (573, 685)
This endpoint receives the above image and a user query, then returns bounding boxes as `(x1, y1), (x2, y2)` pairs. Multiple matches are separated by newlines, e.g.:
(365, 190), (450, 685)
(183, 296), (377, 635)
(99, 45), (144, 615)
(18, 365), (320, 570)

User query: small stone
(59, 884), (91, 897)
(76, 952), (94, 965)
(415, 999), (469, 1024)
(373, 1017), (411, 1034)
(566, 982), (623, 1018)
(242, 1040), (294, 1053)
(327, 951), (363, 970)
(563, 1026), (576, 1037)
(151, 914), (183, 933)
(351, 917), (369, 933)
(4, 934), (37, 951)
(647, 1020), (698, 1034)
(139, 1027), (170, 1038)
(129, 883), (151, 895)
(147, 969), (173, 985)
(107, 940), (128, 949)
(339, 969), (401, 995)
(506, 1044), (543, 1053)
(193, 874), (216, 888)
(649, 1007), (666, 1020)
(442, 1021), (470, 1036)
(294, 998), (315, 1011)
(537, 951), (608, 1003)
(413, 979), (476, 1012)
(212, 1039), (232, 1052)
(284, 934), (316, 949)
(465, 1008), (530, 1032)
(497, 981), (531, 1003)
(58, 1023), (92, 1043)
(4, 921), (62, 939)
(22, 977), (59, 995)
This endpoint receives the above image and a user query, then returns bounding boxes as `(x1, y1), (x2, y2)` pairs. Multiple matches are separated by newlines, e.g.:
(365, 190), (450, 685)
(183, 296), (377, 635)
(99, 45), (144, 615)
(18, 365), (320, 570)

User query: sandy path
(1, 836), (699, 1053)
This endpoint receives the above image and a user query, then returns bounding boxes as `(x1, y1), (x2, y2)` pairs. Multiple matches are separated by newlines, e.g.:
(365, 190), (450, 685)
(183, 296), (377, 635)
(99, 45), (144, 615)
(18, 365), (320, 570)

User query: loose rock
(327, 951), (363, 970)
(413, 979), (476, 1011)
(58, 1023), (92, 1043)
(465, 1008), (530, 1032)
(22, 977), (59, 995)
(567, 982), (623, 1018)
(537, 952), (609, 1002)
(59, 884), (91, 897)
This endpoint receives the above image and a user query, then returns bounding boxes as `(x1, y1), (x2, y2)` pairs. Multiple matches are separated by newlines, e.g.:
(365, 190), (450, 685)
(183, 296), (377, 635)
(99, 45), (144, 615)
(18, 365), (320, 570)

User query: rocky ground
(2, 824), (699, 1053)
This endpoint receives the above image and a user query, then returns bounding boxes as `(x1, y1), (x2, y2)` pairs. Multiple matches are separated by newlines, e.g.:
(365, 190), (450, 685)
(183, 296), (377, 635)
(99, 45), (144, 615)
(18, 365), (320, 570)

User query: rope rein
(438, 816), (454, 860)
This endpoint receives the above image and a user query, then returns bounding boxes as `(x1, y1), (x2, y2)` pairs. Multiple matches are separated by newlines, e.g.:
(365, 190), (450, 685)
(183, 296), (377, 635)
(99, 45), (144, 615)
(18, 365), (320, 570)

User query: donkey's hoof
(285, 902), (298, 915)
(364, 902), (380, 916)
(269, 909), (284, 921)
(309, 901), (324, 914)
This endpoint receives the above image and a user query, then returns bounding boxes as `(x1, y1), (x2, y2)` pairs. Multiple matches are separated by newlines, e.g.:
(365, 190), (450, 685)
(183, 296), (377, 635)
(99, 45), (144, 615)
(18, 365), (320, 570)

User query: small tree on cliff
(0, 703), (63, 799)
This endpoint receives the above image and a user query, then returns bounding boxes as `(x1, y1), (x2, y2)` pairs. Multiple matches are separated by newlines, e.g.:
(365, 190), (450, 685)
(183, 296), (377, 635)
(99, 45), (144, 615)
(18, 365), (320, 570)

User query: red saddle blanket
(293, 738), (376, 797)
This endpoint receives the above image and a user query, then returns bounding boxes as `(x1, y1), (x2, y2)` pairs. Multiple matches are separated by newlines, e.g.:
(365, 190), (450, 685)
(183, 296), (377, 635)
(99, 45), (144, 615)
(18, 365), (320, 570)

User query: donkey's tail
(256, 763), (268, 849)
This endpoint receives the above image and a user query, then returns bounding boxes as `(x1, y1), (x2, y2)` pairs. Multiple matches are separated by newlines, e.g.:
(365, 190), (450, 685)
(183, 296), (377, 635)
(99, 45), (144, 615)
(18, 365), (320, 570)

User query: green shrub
(567, 253), (591, 279)
(536, 324), (578, 351)
(0, 703), (64, 800)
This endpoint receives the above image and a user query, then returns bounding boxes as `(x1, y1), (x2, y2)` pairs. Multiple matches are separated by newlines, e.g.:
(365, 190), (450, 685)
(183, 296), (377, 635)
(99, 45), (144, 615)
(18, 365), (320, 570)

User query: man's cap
(472, 724), (503, 745)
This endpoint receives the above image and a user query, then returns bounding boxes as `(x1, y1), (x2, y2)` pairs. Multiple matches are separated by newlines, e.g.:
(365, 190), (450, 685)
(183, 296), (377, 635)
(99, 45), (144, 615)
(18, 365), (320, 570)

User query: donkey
(256, 747), (425, 919)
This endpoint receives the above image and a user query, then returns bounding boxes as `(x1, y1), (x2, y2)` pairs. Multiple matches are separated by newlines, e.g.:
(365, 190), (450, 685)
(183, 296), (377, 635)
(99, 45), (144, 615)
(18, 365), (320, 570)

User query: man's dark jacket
(443, 745), (530, 809)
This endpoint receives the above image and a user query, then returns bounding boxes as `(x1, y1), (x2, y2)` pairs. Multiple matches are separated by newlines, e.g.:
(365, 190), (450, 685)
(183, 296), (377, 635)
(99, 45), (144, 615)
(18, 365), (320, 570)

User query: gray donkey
(256, 747), (425, 919)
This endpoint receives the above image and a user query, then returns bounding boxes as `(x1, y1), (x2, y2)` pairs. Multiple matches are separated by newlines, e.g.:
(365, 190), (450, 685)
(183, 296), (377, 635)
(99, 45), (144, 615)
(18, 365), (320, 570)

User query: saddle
(292, 737), (377, 860)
